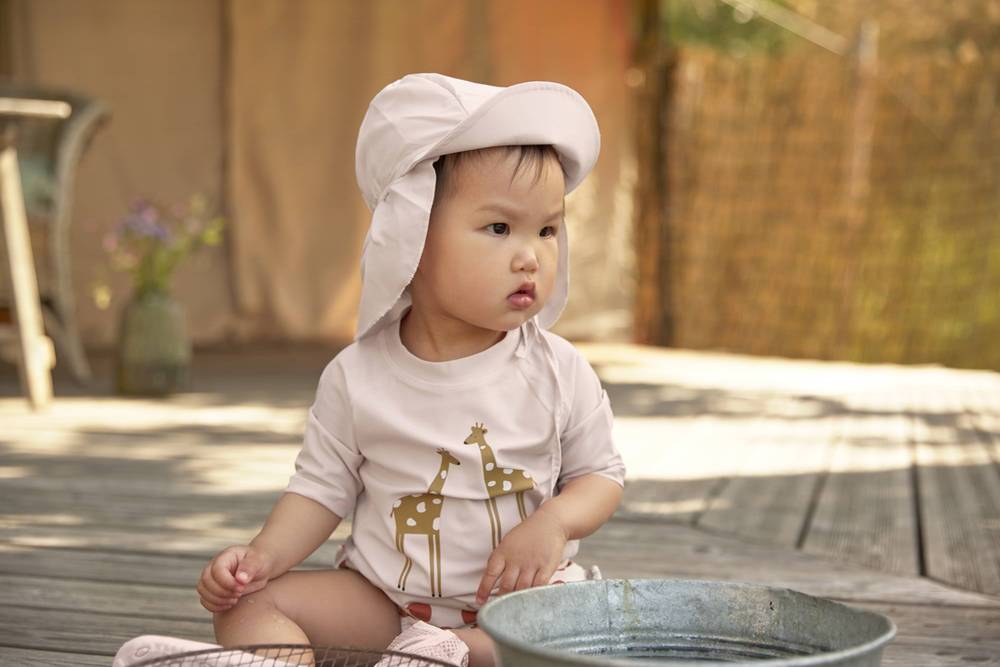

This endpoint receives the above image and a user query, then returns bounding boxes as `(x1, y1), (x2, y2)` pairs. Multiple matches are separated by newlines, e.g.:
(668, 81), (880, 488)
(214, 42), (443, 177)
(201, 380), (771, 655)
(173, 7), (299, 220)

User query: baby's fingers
(199, 591), (238, 613)
(497, 565), (521, 596)
(476, 552), (506, 605)
(240, 577), (268, 596)
(212, 553), (242, 592)
(515, 567), (537, 592)
(198, 565), (236, 598)
(531, 564), (557, 589)
(197, 576), (238, 611)
(199, 563), (235, 601)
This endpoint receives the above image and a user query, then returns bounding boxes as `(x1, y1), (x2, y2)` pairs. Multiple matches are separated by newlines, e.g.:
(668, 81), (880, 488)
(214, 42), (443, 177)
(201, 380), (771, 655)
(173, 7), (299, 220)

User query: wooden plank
(967, 391), (1000, 466)
(804, 402), (919, 576)
(1, 574), (206, 619)
(0, 483), (283, 531)
(0, 647), (109, 667)
(580, 520), (1000, 609)
(0, 522), (272, 555)
(617, 414), (758, 524)
(0, 430), (307, 502)
(853, 602), (1000, 666)
(0, 543), (336, 586)
(1, 465), (294, 500)
(881, 642), (1000, 667)
(698, 415), (834, 547)
(911, 389), (1000, 595)
(0, 524), (346, 561)
(619, 477), (721, 524)
(0, 604), (213, 656)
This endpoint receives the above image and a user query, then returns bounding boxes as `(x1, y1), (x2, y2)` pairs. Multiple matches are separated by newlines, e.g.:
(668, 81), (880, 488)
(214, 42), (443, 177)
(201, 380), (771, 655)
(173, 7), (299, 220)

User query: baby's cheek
(537, 269), (558, 303)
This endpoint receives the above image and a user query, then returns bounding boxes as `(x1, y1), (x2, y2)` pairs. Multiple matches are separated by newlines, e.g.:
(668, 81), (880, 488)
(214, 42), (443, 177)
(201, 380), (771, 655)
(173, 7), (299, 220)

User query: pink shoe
(376, 620), (470, 667)
(113, 634), (308, 666)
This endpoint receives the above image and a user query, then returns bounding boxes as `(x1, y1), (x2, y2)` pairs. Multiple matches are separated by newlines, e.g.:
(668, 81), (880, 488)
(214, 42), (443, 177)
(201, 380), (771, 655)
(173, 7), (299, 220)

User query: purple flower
(139, 202), (159, 224)
(119, 209), (171, 242)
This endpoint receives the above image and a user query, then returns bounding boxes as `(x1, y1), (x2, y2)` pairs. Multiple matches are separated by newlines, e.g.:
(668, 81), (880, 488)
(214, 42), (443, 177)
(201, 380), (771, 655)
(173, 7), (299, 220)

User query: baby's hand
(475, 508), (568, 605)
(196, 544), (273, 612)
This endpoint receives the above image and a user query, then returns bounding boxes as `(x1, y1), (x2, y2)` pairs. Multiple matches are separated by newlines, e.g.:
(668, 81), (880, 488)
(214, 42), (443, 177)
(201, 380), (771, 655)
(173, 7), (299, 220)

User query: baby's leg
(214, 569), (401, 653)
(451, 627), (496, 667)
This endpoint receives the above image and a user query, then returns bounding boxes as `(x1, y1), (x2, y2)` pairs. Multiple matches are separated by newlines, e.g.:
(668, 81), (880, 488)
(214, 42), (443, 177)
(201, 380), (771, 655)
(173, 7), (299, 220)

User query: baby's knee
(212, 589), (274, 636)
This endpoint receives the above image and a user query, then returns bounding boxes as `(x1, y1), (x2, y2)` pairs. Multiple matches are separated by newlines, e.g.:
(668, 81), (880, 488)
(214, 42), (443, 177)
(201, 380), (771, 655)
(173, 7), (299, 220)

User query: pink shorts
(335, 545), (600, 630)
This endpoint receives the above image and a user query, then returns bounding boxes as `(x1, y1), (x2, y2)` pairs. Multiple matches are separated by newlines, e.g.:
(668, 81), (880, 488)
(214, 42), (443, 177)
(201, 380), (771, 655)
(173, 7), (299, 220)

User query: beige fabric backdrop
(9, 0), (634, 348)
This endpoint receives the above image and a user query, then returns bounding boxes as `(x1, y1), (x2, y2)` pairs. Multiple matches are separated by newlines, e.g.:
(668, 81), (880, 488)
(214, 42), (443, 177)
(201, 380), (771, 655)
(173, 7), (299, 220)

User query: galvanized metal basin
(478, 579), (896, 666)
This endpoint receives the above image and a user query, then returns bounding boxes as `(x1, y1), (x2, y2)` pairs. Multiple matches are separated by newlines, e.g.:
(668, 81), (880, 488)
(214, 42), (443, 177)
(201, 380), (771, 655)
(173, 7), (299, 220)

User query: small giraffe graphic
(464, 422), (535, 549)
(391, 448), (460, 597)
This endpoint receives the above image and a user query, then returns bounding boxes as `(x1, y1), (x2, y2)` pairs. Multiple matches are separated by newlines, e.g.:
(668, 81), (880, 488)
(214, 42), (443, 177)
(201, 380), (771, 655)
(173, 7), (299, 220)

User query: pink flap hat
(354, 73), (601, 340)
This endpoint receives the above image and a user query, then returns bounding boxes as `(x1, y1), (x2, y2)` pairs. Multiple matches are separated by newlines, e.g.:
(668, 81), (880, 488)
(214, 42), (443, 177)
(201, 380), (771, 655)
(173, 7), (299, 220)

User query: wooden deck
(1, 343), (999, 665)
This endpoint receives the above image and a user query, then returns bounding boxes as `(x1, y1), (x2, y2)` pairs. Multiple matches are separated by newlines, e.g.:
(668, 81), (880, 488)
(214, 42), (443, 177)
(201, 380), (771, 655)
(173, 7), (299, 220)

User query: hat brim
(418, 81), (601, 194)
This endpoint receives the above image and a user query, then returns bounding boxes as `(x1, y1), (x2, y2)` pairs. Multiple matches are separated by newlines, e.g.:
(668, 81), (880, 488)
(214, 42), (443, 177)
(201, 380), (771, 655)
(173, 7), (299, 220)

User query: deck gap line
(1, 602), (209, 623)
(968, 412), (1000, 479)
(690, 476), (730, 527)
(907, 410), (928, 578)
(794, 420), (834, 551)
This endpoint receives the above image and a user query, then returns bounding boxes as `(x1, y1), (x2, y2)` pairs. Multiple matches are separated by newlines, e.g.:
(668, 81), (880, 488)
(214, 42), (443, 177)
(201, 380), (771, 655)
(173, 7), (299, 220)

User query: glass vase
(116, 288), (191, 396)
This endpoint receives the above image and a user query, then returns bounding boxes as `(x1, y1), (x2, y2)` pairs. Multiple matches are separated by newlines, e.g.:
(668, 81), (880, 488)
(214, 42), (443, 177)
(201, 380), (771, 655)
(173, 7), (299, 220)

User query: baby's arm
(198, 492), (342, 612)
(250, 492), (343, 578)
(474, 474), (621, 604)
(533, 473), (623, 541)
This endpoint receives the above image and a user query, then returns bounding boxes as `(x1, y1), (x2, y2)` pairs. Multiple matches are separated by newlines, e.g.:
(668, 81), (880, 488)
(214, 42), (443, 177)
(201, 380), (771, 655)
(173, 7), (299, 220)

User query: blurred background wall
(1, 0), (636, 348)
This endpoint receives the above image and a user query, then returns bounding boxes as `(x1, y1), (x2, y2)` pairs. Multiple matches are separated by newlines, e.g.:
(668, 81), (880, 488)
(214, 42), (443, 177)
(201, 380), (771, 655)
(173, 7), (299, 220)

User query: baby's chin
(496, 302), (547, 330)
(446, 295), (548, 333)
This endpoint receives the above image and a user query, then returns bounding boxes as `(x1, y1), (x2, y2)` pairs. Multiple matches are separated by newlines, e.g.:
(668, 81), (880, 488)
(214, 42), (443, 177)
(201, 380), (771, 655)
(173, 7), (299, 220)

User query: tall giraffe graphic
(464, 422), (535, 548)
(391, 448), (460, 597)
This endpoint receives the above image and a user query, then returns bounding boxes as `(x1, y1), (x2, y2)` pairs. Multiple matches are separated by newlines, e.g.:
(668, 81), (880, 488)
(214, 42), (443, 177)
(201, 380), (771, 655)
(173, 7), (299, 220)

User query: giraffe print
(463, 422), (535, 549)
(390, 448), (460, 596)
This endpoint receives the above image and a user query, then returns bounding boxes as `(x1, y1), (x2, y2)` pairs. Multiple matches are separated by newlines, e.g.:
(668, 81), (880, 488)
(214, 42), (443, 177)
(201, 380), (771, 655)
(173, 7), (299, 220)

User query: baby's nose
(512, 248), (539, 272)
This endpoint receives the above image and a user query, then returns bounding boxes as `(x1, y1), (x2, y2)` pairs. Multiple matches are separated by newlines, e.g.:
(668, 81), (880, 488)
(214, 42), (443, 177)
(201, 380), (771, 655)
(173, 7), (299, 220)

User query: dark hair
(432, 145), (562, 204)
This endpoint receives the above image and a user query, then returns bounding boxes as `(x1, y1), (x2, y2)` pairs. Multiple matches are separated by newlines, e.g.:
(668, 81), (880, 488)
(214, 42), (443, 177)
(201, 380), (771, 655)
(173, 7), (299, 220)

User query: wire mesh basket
(131, 644), (457, 667)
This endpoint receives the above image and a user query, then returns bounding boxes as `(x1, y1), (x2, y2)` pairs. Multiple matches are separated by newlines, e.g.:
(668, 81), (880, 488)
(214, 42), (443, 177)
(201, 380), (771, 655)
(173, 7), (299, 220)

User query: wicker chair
(0, 83), (110, 384)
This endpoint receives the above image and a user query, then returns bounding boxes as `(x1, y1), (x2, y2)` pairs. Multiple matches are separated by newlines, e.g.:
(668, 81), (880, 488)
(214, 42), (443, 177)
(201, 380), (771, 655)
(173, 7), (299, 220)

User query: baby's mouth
(508, 283), (536, 309)
(510, 282), (536, 299)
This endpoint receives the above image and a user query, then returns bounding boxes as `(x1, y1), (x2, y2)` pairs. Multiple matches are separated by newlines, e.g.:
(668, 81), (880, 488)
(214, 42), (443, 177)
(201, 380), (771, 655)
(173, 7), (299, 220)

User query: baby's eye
(540, 226), (558, 238)
(486, 223), (509, 236)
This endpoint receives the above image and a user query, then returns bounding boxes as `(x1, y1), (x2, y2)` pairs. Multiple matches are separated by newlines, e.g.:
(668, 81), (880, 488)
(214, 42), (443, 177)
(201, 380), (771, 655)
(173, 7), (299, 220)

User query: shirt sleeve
(557, 348), (626, 490)
(285, 358), (364, 519)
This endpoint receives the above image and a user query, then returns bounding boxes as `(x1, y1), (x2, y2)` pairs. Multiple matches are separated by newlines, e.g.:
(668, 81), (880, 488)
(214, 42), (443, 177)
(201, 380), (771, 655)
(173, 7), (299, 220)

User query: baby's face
(412, 150), (565, 334)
